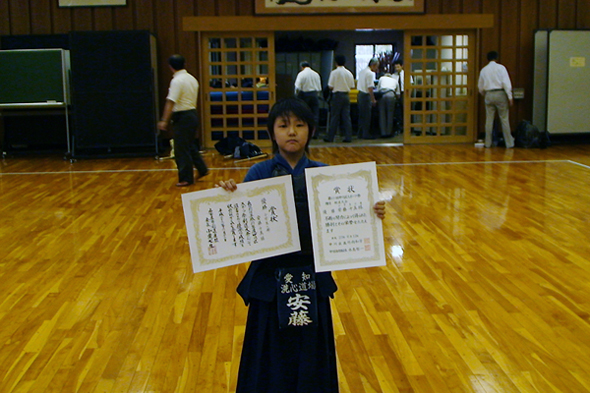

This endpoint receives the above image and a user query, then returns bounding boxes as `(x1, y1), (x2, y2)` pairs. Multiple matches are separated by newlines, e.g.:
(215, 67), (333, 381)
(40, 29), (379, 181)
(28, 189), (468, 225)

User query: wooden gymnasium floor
(1, 142), (590, 393)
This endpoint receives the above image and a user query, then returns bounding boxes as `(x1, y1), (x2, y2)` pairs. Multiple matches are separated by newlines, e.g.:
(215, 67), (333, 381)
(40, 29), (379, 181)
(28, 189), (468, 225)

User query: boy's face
(394, 64), (403, 73)
(273, 114), (310, 155)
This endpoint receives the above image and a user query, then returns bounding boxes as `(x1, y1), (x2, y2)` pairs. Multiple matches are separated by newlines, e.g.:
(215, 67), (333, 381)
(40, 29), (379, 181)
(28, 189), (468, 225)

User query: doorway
(201, 32), (276, 148)
(404, 31), (476, 144)
(186, 15), (492, 148)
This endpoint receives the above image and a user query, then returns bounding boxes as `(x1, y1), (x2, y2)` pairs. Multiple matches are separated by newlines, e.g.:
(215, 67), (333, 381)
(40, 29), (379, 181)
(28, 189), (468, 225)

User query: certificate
(305, 162), (386, 272)
(182, 176), (300, 273)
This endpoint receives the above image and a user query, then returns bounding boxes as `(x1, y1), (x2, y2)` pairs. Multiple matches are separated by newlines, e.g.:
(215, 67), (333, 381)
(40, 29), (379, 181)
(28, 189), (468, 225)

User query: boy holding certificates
(217, 98), (386, 393)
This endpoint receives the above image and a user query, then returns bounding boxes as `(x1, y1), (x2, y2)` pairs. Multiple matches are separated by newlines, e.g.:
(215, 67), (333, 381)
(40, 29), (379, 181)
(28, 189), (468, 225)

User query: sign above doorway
(255, 0), (424, 15)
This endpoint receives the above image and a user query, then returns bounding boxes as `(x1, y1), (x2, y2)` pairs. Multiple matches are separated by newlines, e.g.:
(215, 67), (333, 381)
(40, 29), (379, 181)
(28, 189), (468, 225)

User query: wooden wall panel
(577, 0), (590, 28)
(53, 6), (73, 34)
(196, 0), (216, 17)
(30, 0), (52, 34)
(113, 2), (135, 30)
(72, 8), (93, 31)
(0, 1), (9, 34)
(238, 0), (254, 16)
(425, 0), (442, 14)
(218, 0), (238, 16)
(444, 0), (462, 14)
(8, 0), (30, 35)
(558, 0), (577, 29)
(538, 0), (558, 29)
(499, 0), (520, 82)
(463, 1), (483, 14)
(135, 0), (155, 30)
(517, 0), (539, 121)
(176, 1), (198, 84)
(94, 8), (114, 31)
(481, 0), (500, 63)
(154, 0), (176, 108)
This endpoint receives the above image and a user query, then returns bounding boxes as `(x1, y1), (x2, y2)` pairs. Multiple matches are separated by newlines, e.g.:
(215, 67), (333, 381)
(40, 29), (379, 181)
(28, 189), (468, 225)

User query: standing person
(393, 60), (406, 97)
(324, 55), (356, 143)
(294, 61), (322, 126)
(357, 58), (379, 139)
(158, 54), (208, 187)
(392, 60), (408, 133)
(478, 51), (515, 148)
(376, 72), (399, 137)
(217, 98), (386, 393)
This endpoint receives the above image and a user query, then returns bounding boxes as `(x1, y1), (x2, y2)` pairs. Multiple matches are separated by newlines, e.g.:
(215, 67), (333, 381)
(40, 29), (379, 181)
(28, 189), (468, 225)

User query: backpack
(515, 120), (550, 149)
(214, 135), (263, 159)
(234, 141), (262, 159)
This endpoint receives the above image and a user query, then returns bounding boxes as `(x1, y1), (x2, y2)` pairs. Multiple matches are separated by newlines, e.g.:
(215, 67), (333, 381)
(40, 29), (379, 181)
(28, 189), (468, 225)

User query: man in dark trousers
(294, 61), (322, 127)
(392, 60), (407, 133)
(357, 57), (379, 139)
(324, 55), (355, 143)
(158, 54), (208, 187)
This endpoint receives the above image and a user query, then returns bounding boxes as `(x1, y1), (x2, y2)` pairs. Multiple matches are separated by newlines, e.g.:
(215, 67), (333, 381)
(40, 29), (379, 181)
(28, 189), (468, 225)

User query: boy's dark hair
(267, 98), (316, 154)
(335, 55), (346, 66)
(487, 51), (499, 61)
(393, 59), (403, 67)
(300, 61), (311, 68)
(168, 54), (186, 71)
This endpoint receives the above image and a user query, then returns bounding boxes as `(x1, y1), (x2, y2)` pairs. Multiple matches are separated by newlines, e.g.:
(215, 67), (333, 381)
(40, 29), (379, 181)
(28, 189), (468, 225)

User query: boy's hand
(373, 200), (386, 220)
(216, 179), (238, 192)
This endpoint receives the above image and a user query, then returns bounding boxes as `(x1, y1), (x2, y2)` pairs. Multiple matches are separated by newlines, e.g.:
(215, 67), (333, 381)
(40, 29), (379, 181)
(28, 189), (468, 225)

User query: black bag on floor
(515, 120), (550, 149)
(234, 141), (262, 159)
(214, 135), (245, 155)
(214, 135), (263, 159)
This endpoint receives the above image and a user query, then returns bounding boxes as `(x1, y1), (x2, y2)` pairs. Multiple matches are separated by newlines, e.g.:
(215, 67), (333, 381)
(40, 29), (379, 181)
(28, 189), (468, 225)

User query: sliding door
(404, 31), (475, 144)
(201, 32), (275, 148)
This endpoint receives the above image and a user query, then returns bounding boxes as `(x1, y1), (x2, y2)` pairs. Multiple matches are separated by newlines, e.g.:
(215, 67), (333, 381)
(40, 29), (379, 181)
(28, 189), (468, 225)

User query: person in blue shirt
(217, 98), (386, 393)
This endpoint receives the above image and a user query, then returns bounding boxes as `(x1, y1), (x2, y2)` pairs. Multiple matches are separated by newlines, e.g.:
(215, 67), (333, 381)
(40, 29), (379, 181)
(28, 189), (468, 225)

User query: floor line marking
(0, 168), (250, 176)
(0, 159), (582, 176)
(376, 159), (569, 167)
(567, 160), (590, 170)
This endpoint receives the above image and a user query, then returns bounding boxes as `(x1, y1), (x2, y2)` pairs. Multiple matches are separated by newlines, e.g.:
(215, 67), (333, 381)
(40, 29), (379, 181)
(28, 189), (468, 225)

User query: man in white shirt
(324, 55), (356, 143)
(294, 61), (322, 128)
(478, 51), (515, 148)
(376, 72), (399, 137)
(357, 58), (379, 139)
(158, 54), (208, 187)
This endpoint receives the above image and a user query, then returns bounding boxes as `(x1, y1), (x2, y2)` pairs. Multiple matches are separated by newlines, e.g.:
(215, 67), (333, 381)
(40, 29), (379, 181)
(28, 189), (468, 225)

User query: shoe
(343, 139), (352, 143)
(198, 170), (209, 180)
(323, 138), (332, 143)
(176, 181), (192, 187)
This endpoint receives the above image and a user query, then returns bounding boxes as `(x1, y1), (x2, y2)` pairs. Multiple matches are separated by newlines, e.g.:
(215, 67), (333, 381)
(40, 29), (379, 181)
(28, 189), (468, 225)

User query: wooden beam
(183, 14), (494, 32)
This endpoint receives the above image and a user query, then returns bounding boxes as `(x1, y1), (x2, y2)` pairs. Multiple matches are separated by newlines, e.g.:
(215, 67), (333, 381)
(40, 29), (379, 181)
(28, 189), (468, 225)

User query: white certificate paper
(305, 162), (386, 272)
(182, 176), (300, 273)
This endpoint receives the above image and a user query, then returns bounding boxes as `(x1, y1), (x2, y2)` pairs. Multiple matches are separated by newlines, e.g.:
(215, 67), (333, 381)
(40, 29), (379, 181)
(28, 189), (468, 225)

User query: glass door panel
(202, 32), (275, 148)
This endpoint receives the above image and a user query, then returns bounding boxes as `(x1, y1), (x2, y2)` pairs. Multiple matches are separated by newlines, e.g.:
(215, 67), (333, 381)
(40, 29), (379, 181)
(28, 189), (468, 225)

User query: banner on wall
(59, 0), (126, 6)
(255, 0), (424, 14)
